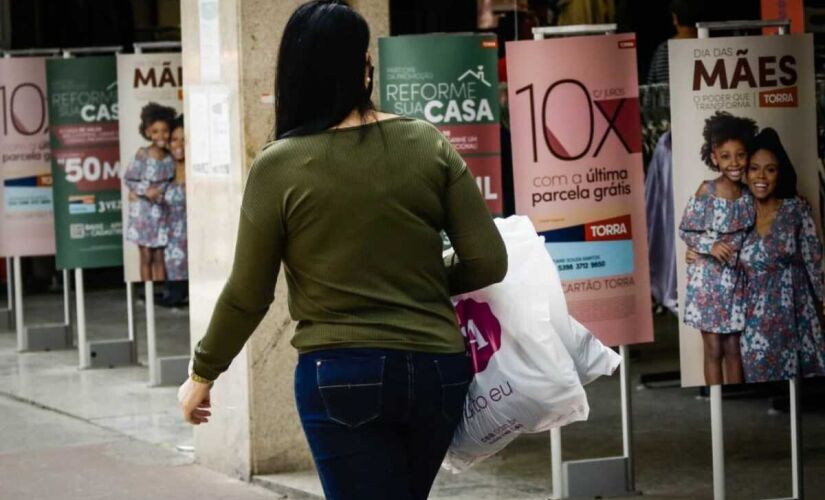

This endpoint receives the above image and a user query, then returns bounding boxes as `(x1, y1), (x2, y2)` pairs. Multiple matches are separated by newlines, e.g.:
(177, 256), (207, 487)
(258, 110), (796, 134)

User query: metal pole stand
(790, 378), (803, 500)
(554, 346), (640, 498)
(130, 42), (188, 386)
(1, 258), (13, 330)
(74, 268), (134, 369)
(56, 46), (132, 369)
(61, 46), (124, 57)
(532, 24), (618, 38)
(766, 378), (803, 500)
(696, 19), (791, 38)
(1, 50), (71, 342)
(133, 41), (182, 54)
(695, 20), (793, 500)
(13, 257), (72, 351)
(20, 265), (73, 351)
(710, 385), (725, 500)
(144, 281), (189, 387)
(1, 48), (62, 57)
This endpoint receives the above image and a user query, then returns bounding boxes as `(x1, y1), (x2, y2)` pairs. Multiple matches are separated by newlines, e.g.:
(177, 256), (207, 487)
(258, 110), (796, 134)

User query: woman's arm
(798, 203), (824, 303)
(440, 138), (507, 295)
(191, 160), (284, 381)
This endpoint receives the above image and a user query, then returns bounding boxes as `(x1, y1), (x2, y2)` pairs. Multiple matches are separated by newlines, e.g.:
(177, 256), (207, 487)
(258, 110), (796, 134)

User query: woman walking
(177, 2), (507, 499)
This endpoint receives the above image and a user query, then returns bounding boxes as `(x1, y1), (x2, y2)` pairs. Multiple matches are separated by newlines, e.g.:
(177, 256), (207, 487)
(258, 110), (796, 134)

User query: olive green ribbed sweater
(193, 117), (507, 381)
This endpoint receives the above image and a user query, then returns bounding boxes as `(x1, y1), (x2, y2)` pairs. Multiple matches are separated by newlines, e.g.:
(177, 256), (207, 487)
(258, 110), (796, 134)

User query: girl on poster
(679, 111), (757, 385)
(739, 128), (825, 383)
(124, 102), (177, 282)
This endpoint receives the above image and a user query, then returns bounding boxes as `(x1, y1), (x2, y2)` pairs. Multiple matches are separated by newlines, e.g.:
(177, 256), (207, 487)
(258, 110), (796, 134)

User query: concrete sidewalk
(2, 288), (825, 499)
(0, 394), (279, 500)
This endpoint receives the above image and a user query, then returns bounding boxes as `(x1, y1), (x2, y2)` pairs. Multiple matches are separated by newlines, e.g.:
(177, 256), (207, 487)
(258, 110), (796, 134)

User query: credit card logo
(69, 195), (96, 214)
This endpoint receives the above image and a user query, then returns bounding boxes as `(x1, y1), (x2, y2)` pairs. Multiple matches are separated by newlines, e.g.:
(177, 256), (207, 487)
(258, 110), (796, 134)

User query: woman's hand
(128, 191), (139, 202)
(685, 248), (700, 264)
(178, 377), (212, 425)
(710, 242), (734, 264)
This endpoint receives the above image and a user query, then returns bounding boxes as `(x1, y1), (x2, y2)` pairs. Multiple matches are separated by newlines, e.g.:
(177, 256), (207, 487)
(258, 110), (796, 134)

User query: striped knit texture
(193, 117), (507, 380)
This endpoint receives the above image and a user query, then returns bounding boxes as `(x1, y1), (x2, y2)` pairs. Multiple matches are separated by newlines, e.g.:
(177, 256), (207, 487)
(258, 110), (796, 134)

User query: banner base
(563, 456), (641, 498)
(85, 339), (135, 369)
(22, 324), (72, 351)
(152, 355), (190, 387)
(0, 309), (12, 331)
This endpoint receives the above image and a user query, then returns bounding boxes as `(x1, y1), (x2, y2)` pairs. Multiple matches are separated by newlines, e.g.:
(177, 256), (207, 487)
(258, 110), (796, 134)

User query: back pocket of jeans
(316, 356), (386, 428)
(434, 357), (472, 422)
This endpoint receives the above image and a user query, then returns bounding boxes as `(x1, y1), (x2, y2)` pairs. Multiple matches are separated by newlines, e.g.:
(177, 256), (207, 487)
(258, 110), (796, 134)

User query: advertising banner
(46, 56), (123, 270)
(761, 0), (805, 34)
(379, 33), (503, 215)
(117, 54), (186, 283)
(670, 35), (824, 386)
(506, 34), (653, 347)
(0, 57), (56, 257)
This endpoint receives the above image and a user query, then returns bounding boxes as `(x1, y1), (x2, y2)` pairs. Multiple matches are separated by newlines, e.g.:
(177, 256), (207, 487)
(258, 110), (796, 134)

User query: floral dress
(162, 181), (188, 280)
(738, 198), (825, 383)
(679, 180), (754, 333)
(123, 150), (176, 248)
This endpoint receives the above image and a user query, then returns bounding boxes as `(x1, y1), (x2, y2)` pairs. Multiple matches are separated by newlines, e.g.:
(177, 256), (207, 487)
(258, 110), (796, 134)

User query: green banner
(46, 56), (123, 269)
(379, 33), (503, 214)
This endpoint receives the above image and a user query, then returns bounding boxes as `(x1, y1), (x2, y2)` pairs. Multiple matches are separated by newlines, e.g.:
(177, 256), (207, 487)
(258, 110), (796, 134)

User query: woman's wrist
(190, 372), (214, 386)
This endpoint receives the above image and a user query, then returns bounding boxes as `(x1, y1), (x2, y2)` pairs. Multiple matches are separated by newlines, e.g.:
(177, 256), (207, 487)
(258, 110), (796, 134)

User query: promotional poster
(379, 33), (503, 215)
(46, 56), (123, 270)
(761, 0), (805, 34)
(670, 35), (824, 386)
(0, 57), (56, 257)
(506, 34), (653, 347)
(117, 53), (186, 283)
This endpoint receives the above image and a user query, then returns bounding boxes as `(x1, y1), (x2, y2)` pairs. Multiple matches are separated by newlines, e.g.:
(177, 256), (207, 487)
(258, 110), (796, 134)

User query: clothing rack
(639, 83), (671, 173)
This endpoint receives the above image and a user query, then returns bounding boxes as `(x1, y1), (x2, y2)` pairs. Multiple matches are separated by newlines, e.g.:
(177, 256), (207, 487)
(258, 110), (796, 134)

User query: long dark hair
(274, 1), (374, 140)
(748, 127), (798, 199)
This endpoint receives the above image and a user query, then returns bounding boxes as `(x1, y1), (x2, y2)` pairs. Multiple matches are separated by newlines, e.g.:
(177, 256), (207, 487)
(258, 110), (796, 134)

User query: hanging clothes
(645, 131), (677, 314)
(556, 0), (615, 25)
(639, 84), (670, 171)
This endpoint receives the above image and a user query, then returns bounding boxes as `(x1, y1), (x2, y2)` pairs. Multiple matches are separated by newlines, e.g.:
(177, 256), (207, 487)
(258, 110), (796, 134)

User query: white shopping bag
(491, 217), (622, 385)
(442, 216), (620, 472)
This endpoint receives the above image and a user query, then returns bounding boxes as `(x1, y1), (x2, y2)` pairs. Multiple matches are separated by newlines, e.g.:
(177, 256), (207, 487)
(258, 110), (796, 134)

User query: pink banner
(0, 57), (56, 257)
(506, 34), (653, 346)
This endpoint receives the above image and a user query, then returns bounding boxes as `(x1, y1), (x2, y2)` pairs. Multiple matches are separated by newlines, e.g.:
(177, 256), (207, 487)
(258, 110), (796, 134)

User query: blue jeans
(295, 348), (472, 500)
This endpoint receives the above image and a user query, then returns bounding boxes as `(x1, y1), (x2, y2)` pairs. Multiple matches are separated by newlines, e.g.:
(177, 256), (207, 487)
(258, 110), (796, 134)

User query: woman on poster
(679, 111), (756, 385)
(160, 115), (188, 307)
(738, 128), (825, 383)
(124, 102), (177, 282)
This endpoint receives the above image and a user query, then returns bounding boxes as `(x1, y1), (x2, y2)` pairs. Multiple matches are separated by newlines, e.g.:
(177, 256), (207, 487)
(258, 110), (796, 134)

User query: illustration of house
(458, 65), (492, 87)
